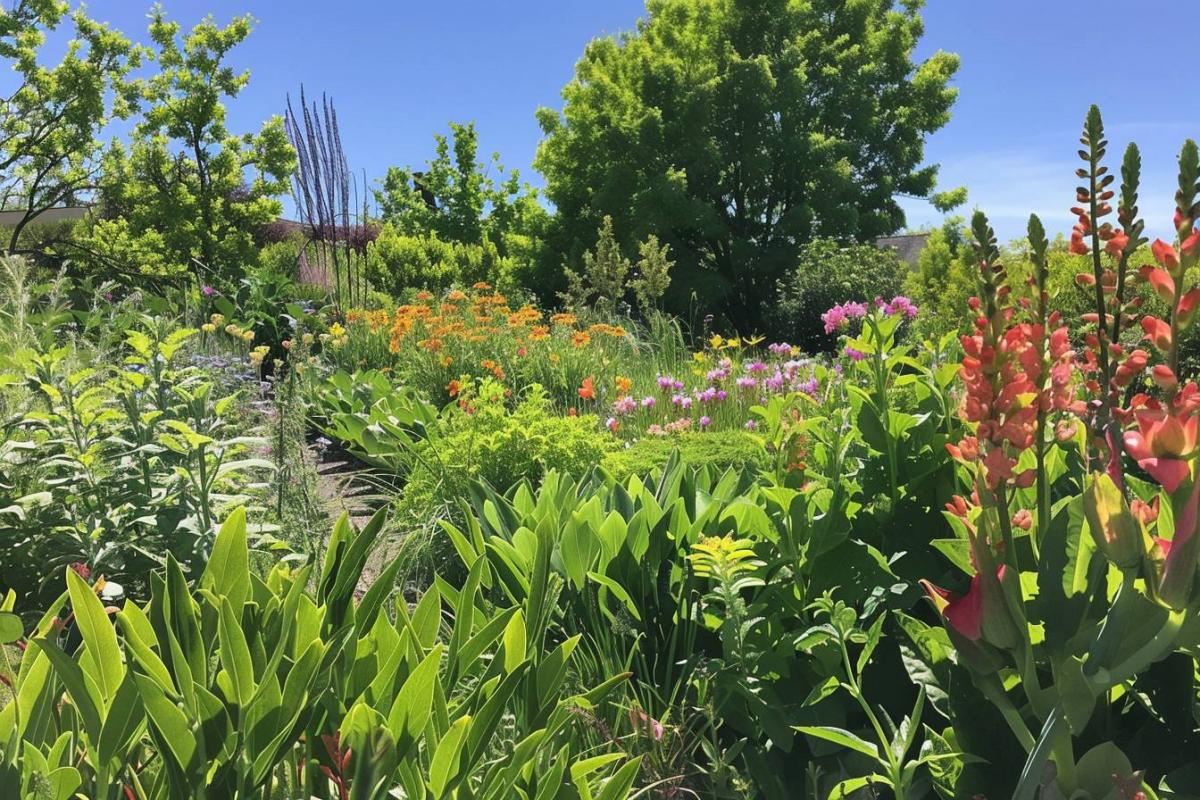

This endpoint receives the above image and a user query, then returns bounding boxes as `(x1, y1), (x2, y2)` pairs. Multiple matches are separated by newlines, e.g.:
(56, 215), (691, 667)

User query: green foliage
(0, 0), (142, 256)
(0, 508), (639, 798)
(601, 430), (765, 482)
(396, 379), (615, 524)
(767, 238), (907, 351)
(535, 0), (959, 327)
(374, 121), (549, 290)
(365, 222), (516, 295)
(0, 320), (270, 609)
(89, 7), (294, 284)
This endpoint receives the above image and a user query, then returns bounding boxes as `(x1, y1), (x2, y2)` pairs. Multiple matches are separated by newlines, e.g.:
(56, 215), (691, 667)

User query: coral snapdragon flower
(578, 376), (596, 400)
(1123, 398), (1198, 493)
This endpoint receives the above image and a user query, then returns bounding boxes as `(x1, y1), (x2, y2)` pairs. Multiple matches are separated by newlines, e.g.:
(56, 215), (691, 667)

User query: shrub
(366, 223), (518, 295)
(768, 238), (907, 352)
(601, 430), (766, 481)
(396, 380), (614, 525)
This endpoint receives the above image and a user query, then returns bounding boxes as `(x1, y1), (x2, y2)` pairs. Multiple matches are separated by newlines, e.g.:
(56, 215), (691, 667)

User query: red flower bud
(1152, 239), (1181, 271)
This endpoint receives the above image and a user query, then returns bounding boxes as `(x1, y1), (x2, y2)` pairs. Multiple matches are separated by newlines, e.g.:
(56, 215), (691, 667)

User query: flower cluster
(821, 296), (917, 334)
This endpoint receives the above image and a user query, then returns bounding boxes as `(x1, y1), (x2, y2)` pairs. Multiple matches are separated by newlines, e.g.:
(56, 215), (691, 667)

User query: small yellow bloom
(709, 334), (723, 349)
(242, 330), (255, 343)
(744, 334), (765, 346)
(302, 333), (314, 346)
(693, 351), (708, 363)
(201, 323), (216, 333)
(329, 322), (346, 338)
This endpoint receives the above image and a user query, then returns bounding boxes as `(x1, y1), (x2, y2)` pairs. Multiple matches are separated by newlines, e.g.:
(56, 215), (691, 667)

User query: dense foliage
(534, 0), (961, 325)
(2, 0), (1200, 797)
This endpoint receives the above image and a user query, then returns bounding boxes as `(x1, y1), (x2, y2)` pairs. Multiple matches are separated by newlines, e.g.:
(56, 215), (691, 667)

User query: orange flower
(530, 325), (549, 341)
(472, 281), (492, 290)
(447, 379), (461, 397)
(446, 290), (467, 302)
(615, 375), (632, 397)
(551, 312), (577, 326)
(578, 376), (595, 400)
(415, 290), (434, 301)
(571, 331), (591, 348)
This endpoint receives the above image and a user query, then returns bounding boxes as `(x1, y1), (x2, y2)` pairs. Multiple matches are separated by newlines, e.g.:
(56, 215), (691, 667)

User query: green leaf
(66, 567), (124, 703)
(429, 714), (470, 797)
(388, 644), (442, 756)
(795, 725), (880, 759)
(502, 610), (526, 674)
(202, 507), (250, 620)
(0, 612), (23, 644)
(218, 596), (256, 707)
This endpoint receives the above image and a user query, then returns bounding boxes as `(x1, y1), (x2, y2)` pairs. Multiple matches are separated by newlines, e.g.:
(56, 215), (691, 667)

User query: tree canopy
(91, 6), (294, 283)
(535, 0), (960, 327)
(0, 0), (141, 255)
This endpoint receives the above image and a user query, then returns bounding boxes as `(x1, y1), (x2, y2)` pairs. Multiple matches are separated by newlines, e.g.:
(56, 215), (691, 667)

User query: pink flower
(699, 416), (711, 428)
(641, 396), (656, 409)
(629, 708), (664, 741)
(844, 346), (866, 361)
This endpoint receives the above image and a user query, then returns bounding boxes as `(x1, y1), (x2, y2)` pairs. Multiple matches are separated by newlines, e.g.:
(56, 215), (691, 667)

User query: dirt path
(309, 435), (396, 589)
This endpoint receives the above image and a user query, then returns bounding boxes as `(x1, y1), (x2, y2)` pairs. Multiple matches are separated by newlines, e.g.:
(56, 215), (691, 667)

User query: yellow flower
(329, 322), (346, 338)
(302, 332), (314, 346)
(242, 330), (255, 343)
(224, 324), (239, 336)
(201, 323), (216, 333)
(722, 336), (741, 349)
(210, 313), (225, 325)
(744, 334), (765, 346)
(709, 334), (723, 349)
(693, 351), (708, 363)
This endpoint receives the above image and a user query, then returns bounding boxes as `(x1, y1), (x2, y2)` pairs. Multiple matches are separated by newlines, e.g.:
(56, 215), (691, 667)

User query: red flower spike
(1140, 266), (1176, 304)
(1152, 364), (1179, 393)
(1152, 239), (1181, 271)
(920, 575), (985, 640)
(1158, 475), (1200, 609)
(1141, 316), (1173, 352)
(1183, 229), (1200, 258)
(1123, 405), (1197, 493)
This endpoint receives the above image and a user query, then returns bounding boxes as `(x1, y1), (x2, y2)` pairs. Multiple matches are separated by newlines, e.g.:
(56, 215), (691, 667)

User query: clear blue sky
(50, 2), (1200, 242)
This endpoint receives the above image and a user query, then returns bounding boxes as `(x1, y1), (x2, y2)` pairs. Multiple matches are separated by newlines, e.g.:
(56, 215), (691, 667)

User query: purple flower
(641, 395), (656, 409)
(736, 376), (757, 391)
(697, 387), (718, 403)
(657, 375), (674, 391)
(671, 393), (684, 406)
(769, 342), (793, 356)
(844, 346), (867, 362)
(822, 301), (869, 334)
(885, 295), (919, 318)
(716, 390), (727, 401)
(764, 370), (785, 391)
(744, 419), (758, 431)
(201, 285), (217, 297)
(745, 361), (767, 374)
(699, 416), (711, 428)
(614, 396), (637, 414)
(680, 397), (693, 410)
(798, 377), (819, 397)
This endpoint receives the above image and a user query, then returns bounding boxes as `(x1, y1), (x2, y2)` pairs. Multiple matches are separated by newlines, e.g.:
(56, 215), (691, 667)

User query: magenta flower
(201, 285), (217, 297)
(736, 376), (757, 391)
(641, 395), (656, 409)
(744, 419), (758, 431)
(844, 346), (867, 361)
(699, 416), (711, 428)
(745, 361), (767, 374)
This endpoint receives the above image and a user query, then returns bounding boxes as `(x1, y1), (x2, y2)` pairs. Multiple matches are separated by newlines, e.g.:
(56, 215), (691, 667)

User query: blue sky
(37, 2), (1200, 242)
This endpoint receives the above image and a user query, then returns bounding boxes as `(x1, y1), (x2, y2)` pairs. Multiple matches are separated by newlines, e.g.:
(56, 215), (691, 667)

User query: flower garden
(1, 2), (1199, 799)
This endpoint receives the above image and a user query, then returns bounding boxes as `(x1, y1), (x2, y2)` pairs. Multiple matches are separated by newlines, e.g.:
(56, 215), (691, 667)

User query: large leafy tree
(93, 6), (293, 283)
(535, 0), (960, 327)
(376, 122), (548, 263)
(0, 0), (141, 255)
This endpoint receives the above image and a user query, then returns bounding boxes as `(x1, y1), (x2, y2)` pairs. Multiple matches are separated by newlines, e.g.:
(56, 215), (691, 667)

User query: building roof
(875, 233), (930, 269)
(0, 206), (91, 227)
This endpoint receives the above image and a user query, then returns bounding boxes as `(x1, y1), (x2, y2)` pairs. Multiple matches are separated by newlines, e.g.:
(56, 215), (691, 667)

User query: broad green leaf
(388, 644), (443, 755)
(795, 725), (879, 759)
(66, 568), (124, 703)
(202, 507), (250, 617)
(429, 714), (470, 797)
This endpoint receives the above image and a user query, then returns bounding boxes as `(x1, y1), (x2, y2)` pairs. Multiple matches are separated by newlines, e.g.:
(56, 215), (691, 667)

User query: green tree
(375, 122), (548, 263)
(92, 6), (294, 283)
(0, 0), (142, 255)
(535, 0), (960, 327)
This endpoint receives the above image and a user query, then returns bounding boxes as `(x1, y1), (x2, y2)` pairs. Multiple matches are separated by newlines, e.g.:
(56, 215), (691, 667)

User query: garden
(0, 1), (1198, 798)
